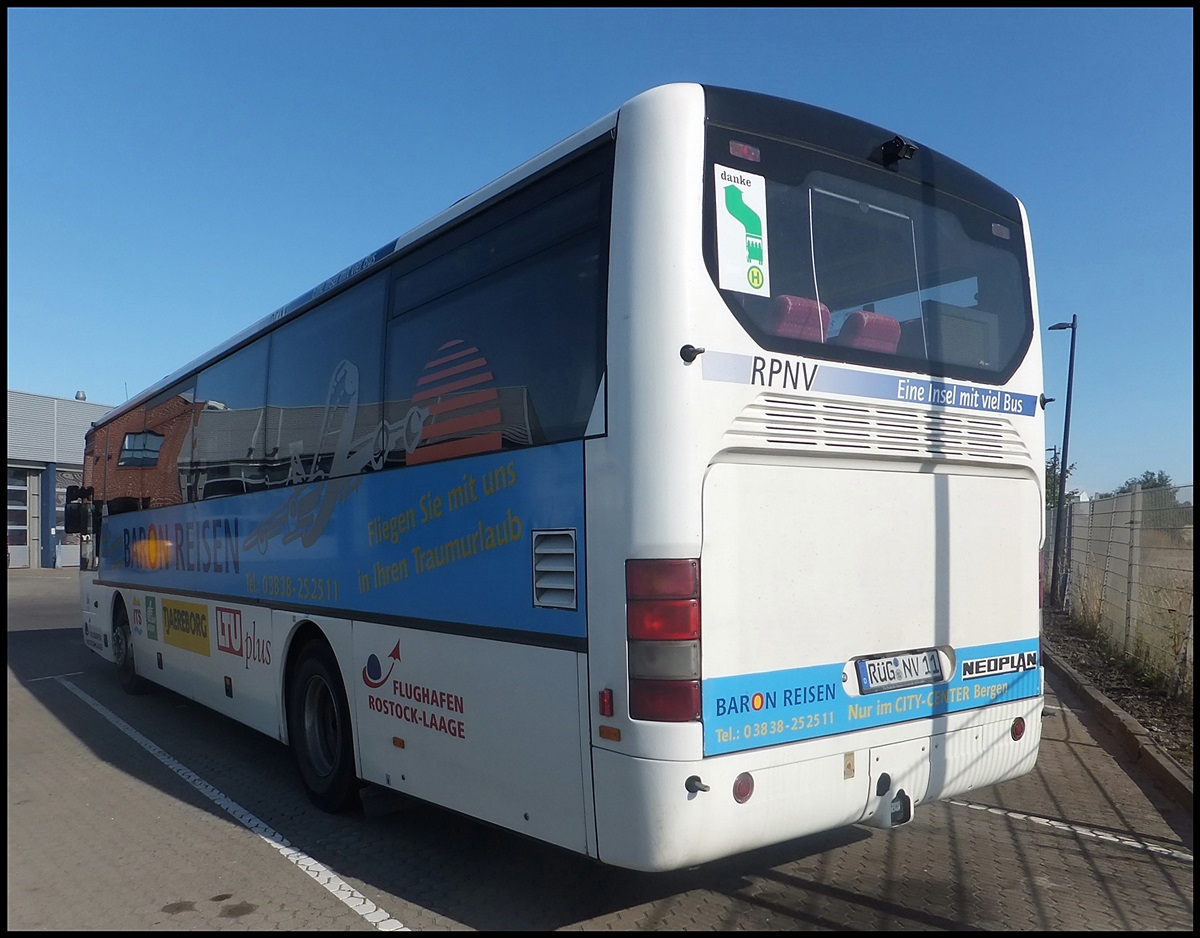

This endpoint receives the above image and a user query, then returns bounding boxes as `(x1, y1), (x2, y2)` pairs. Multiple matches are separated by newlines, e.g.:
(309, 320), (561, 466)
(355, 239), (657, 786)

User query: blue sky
(7, 8), (1193, 496)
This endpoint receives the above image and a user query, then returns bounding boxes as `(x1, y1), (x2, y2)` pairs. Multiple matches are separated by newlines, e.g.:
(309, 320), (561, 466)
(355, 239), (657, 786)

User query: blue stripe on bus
(98, 443), (587, 640)
(811, 366), (1037, 417)
(701, 351), (1038, 417)
(702, 638), (1041, 755)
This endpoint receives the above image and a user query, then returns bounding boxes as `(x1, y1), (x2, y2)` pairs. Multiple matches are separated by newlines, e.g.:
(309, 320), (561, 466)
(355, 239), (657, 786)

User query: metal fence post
(1123, 484), (1141, 656)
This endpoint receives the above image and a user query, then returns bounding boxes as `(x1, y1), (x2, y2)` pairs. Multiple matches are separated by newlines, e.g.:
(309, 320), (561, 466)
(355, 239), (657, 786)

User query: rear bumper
(591, 692), (1043, 871)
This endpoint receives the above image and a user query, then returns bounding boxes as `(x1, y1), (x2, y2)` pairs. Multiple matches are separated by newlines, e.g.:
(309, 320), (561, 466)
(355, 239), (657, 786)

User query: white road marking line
(57, 676), (408, 931)
(949, 799), (1193, 863)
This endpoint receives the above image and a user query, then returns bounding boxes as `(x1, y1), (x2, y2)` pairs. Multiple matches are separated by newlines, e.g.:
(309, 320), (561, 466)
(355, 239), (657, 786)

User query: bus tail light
(629, 679), (700, 722)
(626, 559), (701, 722)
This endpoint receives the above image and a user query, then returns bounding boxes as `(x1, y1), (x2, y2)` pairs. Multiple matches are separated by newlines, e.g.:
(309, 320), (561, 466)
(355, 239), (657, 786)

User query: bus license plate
(856, 649), (943, 694)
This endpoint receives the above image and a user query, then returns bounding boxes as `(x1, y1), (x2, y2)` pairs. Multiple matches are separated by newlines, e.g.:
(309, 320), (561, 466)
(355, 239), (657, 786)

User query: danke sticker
(715, 164), (770, 297)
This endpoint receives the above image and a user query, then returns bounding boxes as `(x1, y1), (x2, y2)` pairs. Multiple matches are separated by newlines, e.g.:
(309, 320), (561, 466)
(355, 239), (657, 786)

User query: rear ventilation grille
(724, 392), (1031, 464)
(532, 529), (577, 610)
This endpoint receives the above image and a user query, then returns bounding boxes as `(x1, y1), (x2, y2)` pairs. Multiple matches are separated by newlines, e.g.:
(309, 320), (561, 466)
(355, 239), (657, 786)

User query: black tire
(287, 640), (359, 813)
(113, 603), (147, 695)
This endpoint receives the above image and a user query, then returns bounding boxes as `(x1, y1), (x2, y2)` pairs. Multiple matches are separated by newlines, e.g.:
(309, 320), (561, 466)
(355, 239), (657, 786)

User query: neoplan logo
(960, 651), (1038, 679)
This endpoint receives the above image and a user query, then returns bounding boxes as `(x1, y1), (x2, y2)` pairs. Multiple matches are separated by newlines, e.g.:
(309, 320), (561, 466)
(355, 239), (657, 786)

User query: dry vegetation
(1043, 607), (1193, 774)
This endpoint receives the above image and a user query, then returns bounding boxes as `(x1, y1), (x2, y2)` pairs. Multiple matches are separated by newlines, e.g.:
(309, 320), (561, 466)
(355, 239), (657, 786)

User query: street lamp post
(1048, 315), (1078, 608)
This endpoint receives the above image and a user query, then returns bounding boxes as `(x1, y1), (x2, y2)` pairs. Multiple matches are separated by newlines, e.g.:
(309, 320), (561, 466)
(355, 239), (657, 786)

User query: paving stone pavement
(6, 669), (377, 931)
(1040, 631), (1192, 818)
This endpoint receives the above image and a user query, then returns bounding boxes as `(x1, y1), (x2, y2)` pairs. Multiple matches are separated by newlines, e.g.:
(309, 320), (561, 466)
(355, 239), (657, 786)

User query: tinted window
(117, 432), (164, 468)
(192, 342), (269, 500)
(383, 150), (611, 467)
(706, 128), (1032, 385)
(264, 271), (387, 484)
(144, 384), (196, 506)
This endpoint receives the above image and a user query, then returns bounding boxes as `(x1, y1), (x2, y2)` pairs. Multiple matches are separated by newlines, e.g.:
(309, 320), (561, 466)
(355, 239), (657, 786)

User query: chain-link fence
(1045, 484), (1193, 702)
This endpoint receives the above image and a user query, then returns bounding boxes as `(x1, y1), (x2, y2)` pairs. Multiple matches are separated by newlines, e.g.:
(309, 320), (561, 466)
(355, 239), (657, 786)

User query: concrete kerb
(1042, 640), (1193, 818)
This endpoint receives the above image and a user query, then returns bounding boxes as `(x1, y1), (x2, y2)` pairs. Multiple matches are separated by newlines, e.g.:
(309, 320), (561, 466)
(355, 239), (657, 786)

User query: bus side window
(764, 295), (830, 342)
(832, 311), (900, 354)
(107, 496), (141, 515)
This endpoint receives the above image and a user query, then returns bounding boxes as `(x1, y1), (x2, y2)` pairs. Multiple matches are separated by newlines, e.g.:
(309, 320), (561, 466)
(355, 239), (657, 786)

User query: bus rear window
(707, 133), (1033, 385)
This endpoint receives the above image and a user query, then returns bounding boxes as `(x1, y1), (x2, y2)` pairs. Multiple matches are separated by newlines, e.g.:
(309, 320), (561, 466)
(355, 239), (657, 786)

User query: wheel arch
(109, 589), (129, 628)
(280, 618), (359, 756)
(109, 588), (147, 694)
(282, 616), (362, 812)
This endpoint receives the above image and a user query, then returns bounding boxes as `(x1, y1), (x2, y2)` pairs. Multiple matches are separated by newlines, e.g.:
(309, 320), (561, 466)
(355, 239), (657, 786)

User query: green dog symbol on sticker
(724, 185), (764, 263)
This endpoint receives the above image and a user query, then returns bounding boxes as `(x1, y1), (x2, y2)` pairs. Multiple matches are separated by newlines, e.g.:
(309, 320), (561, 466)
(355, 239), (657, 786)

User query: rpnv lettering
(751, 356), (818, 391)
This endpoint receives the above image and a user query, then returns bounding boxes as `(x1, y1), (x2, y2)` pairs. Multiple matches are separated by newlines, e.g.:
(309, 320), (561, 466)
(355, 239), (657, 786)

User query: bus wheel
(287, 640), (359, 813)
(113, 603), (146, 695)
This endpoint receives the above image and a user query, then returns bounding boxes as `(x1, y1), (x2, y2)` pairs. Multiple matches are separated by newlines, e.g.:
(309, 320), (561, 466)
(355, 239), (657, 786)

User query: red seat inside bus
(765, 295), (830, 342)
(833, 310), (901, 353)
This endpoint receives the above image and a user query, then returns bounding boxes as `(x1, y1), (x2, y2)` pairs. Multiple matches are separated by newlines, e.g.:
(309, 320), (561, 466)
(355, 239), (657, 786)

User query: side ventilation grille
(532, 529), (577, 610)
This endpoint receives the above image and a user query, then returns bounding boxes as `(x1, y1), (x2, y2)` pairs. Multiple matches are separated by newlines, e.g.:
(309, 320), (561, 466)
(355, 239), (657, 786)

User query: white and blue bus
(67, 83), (1046, 872)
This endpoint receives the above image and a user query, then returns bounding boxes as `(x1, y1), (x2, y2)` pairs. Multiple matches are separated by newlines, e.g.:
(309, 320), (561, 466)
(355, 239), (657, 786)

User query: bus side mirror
(66, 484), (81, 503)
(63, 502), (86, 535)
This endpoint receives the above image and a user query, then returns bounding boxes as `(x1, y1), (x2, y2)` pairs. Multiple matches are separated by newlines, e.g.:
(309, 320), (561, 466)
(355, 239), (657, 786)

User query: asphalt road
(7, 568), (1193, 931)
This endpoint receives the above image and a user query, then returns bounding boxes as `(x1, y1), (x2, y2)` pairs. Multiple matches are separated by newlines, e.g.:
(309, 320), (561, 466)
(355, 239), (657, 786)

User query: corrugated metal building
(7, 389), (114, 568)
